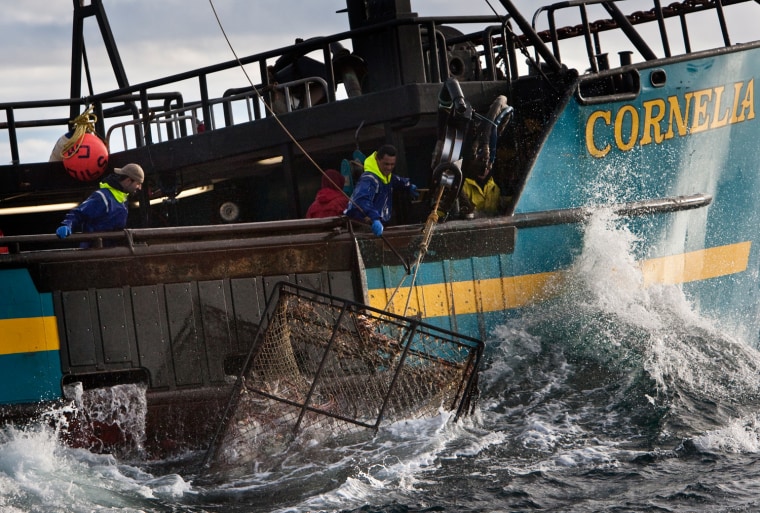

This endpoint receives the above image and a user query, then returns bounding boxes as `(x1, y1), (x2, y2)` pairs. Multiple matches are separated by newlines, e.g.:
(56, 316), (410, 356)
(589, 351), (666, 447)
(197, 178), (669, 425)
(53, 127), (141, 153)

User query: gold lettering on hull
(586, 79), (755, 158)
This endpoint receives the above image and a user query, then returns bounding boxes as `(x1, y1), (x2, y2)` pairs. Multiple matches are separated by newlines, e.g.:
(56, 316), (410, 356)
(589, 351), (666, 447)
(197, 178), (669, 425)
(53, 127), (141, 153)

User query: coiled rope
(60, 105), (100, 159)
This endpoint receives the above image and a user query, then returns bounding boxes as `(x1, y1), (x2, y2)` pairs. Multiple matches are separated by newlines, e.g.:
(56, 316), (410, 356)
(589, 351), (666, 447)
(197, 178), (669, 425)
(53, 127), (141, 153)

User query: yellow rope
(60, 105), (100, 159)
(384, 186), (446, 316)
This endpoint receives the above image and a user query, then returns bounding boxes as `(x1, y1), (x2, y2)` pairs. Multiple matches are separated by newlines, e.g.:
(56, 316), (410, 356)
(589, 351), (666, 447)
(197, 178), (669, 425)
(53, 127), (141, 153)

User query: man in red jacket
(305, 169), (348, 218)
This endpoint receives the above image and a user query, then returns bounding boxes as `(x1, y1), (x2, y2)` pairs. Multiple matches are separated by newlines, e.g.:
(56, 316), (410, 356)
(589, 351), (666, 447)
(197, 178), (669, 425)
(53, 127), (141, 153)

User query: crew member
(55, 163), (144, 246)
(305, 168), (348, 218)
(344, 144), (418, 236)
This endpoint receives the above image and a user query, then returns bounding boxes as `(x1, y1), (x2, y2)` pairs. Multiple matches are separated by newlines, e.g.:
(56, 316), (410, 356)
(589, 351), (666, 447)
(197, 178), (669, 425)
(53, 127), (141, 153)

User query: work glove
(56, 225), (72, 239)
(371, 219), (383, 237)
(409, 184), (419, 200)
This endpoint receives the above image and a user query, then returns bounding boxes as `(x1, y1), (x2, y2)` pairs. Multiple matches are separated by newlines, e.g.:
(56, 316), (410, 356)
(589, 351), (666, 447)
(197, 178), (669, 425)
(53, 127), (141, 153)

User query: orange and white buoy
(62, 132), (109, 181)
(53, 105), (110, 181)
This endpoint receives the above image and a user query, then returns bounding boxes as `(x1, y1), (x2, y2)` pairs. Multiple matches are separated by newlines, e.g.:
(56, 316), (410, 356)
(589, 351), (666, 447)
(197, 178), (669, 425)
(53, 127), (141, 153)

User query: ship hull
(0, 0), (758, 457)
(369, 45), (759, 342)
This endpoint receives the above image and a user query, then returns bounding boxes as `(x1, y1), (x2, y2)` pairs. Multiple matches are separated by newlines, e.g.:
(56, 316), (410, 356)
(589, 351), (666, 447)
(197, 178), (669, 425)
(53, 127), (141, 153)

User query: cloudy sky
(1, 0), (514, 163)
(0, 0), (756, 163)
(1, 0), (514, 101)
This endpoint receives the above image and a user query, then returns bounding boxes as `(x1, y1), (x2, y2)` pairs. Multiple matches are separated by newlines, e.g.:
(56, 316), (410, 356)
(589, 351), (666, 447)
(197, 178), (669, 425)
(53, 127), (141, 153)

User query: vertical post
(714, 0), (731, 47)
(373, 321), (419, 430)
(292, 303), (350, 434)
(140, 89), (152, 146)
(199, 74), (211, 131)
(92, 0), (129, 88)
(70, 0), (129, 120)
(281, 144), (301, 218)
(6, 109), (19, 165)
(653, 0), (672, 58)
(70, 0), (85, 121)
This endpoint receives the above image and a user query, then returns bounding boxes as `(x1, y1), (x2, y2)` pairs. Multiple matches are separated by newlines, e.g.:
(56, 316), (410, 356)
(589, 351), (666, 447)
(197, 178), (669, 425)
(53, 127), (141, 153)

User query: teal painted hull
(0, 351), (62, 404)
(367, 47), (759, 343)
(0, 269), (62, 404)
(0, 2), (758, 455)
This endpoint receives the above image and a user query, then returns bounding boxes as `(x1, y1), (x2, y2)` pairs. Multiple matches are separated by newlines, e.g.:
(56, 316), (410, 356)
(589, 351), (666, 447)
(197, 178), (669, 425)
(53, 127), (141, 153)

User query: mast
(69, 0), (129, 119)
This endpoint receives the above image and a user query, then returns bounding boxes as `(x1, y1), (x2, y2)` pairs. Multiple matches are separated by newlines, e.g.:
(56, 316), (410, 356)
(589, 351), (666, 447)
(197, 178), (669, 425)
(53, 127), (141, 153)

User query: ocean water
(4, 211), (760, 513)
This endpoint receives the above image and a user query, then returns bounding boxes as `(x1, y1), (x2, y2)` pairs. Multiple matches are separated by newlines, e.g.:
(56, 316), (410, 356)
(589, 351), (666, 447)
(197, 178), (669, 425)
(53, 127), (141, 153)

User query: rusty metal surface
(46, 192), (711, 400)
(358, 222), (517, 268)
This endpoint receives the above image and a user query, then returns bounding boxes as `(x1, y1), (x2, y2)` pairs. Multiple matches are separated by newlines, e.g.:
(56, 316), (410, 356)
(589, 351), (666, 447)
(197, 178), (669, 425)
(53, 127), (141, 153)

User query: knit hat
(114, 163), (145, 183)
(321, 169), (344, 191)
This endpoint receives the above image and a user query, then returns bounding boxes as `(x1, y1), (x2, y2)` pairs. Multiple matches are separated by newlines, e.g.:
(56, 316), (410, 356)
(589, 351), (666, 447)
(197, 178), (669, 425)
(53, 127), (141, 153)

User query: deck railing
(0, 0), (756, 166)
(530, 0), (754, 73)
(0, 14), (508, 166)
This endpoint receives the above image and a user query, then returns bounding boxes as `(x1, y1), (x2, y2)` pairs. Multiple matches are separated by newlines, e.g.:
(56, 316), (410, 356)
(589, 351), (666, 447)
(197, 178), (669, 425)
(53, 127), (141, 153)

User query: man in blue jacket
(344, 144), (418, 236)
(55, 163), (144, 245)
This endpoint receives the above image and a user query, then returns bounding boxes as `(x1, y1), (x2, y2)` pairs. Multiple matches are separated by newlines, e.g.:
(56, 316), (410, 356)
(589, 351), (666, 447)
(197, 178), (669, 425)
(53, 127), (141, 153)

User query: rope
(60, 105), (99, 159)
(208, 0), (441, 284)
(384, 186), (446, 316)
(207, 0), (360, 212)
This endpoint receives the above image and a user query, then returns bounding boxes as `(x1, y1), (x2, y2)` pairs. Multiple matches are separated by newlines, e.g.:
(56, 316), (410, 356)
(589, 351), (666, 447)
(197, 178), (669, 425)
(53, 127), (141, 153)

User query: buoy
(62, 132), (109, 181)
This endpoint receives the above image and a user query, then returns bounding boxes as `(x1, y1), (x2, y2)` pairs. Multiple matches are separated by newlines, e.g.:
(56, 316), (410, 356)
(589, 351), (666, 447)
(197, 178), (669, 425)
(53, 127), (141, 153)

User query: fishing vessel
(0, 0), (757, 458)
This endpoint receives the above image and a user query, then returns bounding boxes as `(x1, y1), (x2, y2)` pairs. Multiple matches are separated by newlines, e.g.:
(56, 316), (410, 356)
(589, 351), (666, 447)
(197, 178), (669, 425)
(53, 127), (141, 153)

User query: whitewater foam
(695, 415), (760, 454)
(0, 406), (195, 512)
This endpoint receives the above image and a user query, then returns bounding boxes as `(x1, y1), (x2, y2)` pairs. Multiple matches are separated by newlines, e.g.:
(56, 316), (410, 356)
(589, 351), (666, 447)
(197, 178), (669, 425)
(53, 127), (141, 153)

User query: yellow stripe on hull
(369, 242), (751, 318)
(0, 316), (60, 355)
(640, 241), (752, 286)
(369, 271), (560, 318)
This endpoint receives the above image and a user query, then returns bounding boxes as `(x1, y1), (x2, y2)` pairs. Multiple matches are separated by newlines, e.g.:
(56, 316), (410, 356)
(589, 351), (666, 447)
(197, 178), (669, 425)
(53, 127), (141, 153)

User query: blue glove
(409, 184), (419, 200)
(56, 225), (72, 239)
(371, 219), (383, 237)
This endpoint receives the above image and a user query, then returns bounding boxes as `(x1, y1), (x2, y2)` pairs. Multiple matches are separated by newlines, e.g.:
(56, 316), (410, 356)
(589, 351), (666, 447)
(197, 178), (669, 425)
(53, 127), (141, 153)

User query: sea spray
(5, 207), (758, 511)
(0, 401), (193, 512)
(62, 382), (148, 459)
(479, 208), (760, 455)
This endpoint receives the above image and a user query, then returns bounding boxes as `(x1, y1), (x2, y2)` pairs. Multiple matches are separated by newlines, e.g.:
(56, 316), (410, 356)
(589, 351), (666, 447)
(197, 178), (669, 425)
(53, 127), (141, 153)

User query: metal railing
(2, 1), (756, 165)
(0, 13), (511, 166)
(104, 77), (330, 151)
(530, 0), (754, 72)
